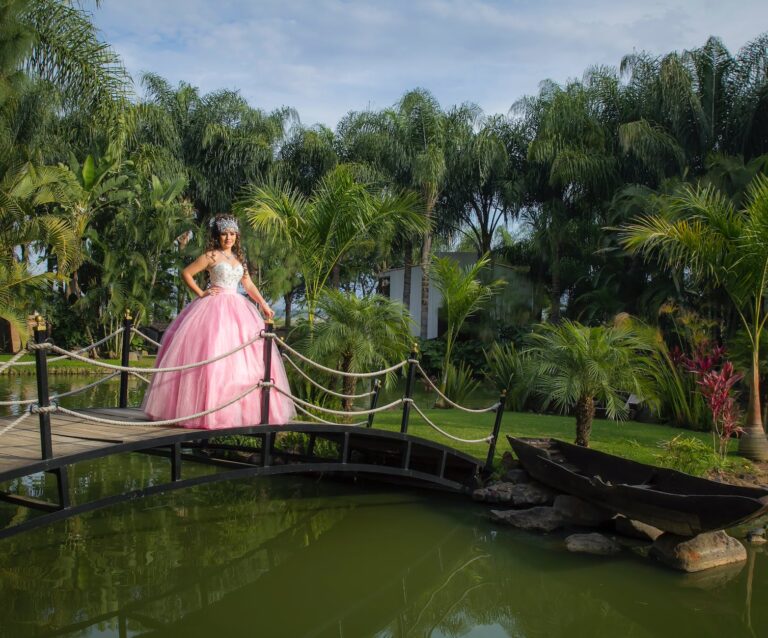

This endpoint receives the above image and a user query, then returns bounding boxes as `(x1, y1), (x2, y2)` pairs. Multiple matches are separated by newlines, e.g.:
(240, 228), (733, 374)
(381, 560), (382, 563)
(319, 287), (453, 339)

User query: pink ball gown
(142, 261), (296, 428)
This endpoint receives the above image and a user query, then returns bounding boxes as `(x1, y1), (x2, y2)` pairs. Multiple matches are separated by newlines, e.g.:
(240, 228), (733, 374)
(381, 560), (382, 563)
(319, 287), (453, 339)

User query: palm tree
(3, 0), (129, 117)
(525, 319), (657, 447)
(619, 175), (768, 460)
(0, 162), (81, 336)
(432, 254), (504, 398)
(238, 164), (426, 325)
(440, 111), (527, 255)
(132, 73), (295, 216)
(516, 79), (617, 322)
(308, 290), (412, 410)
(337, 89), (446, 335)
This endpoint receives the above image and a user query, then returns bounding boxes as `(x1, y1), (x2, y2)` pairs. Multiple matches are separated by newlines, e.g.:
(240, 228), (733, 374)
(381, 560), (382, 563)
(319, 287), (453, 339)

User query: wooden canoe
(507, 436), (768, 536)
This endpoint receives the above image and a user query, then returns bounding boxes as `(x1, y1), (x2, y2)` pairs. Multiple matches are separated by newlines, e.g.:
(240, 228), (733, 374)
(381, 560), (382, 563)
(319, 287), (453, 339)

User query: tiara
(209, 216), (239, 233)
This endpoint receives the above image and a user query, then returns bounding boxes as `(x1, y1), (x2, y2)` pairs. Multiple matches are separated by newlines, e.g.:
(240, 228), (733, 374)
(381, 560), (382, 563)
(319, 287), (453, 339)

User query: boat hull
(507, 437), (768, 536)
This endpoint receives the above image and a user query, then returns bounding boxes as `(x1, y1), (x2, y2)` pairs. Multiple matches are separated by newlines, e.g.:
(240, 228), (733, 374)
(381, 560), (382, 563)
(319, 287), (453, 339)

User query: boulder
(553, 495), (614, 527)
(651, 531), (747, 572)
(565, 533), (622, 556)
(128, 351), (140, 362)
(473, 481), (556, 506)
(501, 468), (530, 484)
(499, 451), (517, 471)
(614, 516), (664, 542)
(490, 506), (564, 533)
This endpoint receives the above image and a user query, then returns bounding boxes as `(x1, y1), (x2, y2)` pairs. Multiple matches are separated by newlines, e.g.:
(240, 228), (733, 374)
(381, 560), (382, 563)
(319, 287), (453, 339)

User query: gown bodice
(208, 261), (244, 290)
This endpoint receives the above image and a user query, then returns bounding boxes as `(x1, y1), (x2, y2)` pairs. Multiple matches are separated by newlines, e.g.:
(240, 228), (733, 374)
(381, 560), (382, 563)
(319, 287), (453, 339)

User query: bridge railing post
(261, 321), (274, 425)
(367, 379), (381, 428)
(119, 310), (132, 408)
(484, 390), (506, 474)
(33, 314), (53, 460)
(400, 344), (418, 434)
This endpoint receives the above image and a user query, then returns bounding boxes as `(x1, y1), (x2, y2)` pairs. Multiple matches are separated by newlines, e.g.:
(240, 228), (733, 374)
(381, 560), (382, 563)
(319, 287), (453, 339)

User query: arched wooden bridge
(0, 317), (504, 540)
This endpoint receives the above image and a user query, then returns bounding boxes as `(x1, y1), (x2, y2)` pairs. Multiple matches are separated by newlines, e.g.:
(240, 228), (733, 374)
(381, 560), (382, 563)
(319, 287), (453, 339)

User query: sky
(89, 0), (768, 128)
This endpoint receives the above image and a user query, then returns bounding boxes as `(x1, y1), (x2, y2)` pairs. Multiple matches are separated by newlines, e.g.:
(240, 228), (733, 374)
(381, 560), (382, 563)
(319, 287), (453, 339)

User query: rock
(473, 481), (556, 506)
(651, 531), (747, 572)
(128, 351), (140, 362)
(553, 495), (614, 527)
(565, 533), (622, 555)
(490, 506), (564, 533)
(614, 516), (664, 541)
(501, 468), (530, 484)
(499, 451), (516, 471)
(745, 527), (767, 545)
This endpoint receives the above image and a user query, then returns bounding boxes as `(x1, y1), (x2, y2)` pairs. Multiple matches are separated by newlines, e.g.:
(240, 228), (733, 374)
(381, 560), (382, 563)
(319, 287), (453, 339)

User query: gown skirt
(142, 289), (296, 429)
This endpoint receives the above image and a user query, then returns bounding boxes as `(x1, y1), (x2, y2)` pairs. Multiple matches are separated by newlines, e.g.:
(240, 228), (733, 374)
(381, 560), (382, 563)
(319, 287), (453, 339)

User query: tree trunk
(420, 231), (432, 339)
(402, 239), (413, 311)
(549, 241), (561, 323)
(283, 291), (293, 329)
(341, 354), (355, 418)
(332, 263), (341, 289)
(574, 395), (594, 447)
(738, 348), (768, 460)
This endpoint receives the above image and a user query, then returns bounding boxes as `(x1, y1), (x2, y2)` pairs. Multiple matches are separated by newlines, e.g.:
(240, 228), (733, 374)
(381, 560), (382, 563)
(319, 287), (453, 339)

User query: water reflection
(0, 469), (765, 638)
(0, 376), (766, 638)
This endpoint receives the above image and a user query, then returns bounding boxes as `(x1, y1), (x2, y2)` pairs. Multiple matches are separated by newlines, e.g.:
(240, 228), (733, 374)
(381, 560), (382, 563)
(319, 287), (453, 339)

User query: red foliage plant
(695, 360), (744, 459)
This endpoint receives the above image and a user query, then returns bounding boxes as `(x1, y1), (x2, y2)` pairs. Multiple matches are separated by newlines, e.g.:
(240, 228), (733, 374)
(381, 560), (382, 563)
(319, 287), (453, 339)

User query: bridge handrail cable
(29, 380), (269, 428)
(291, 401), (368, 427)
(406, 399), (494, 444)
(412, 361), (500, 414)
(0, 372), (122, 407)
(281, 354), (376, 400)
(5, 328), (126, 367)
(130, 327), (162, 348)
(27, 331), (265, 374)
(269, 334), (409, 379)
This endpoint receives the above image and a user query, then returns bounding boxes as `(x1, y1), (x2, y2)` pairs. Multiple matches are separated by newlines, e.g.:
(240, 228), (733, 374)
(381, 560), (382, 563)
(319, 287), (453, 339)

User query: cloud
(89, 0), (768, 127)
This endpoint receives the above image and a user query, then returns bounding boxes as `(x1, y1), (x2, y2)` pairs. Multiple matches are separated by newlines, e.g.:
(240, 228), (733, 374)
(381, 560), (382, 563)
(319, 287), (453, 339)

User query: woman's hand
(261, 304), (275, 320)
(200, 286), (221, 298)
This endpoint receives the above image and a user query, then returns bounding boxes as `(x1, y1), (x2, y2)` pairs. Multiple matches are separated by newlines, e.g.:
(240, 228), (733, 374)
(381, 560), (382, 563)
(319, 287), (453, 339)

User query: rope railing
(6, 328), (126, 367)
(29, 381), (269, 428)
(291, 401), (368, 427)
(271, 385), (405, 417)
(0, 372), (121, 407)
(282, 354), (376, 400)
(28, 331), (264, 374)
(0, 410), (32, 437)
(0, 349), (29, 374)
(130, 327), (162, 348)
(269, 333), (409, 379)
(412, 361), (500, 414)
(406, 399), (494, 445)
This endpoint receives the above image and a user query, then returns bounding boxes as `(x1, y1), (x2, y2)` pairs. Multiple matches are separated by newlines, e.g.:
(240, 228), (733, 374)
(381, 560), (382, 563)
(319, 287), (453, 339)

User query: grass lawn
(363, 407), (736, 473)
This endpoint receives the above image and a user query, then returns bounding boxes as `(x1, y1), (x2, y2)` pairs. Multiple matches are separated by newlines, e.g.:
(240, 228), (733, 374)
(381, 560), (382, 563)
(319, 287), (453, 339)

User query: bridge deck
(0, 408), (190, 478)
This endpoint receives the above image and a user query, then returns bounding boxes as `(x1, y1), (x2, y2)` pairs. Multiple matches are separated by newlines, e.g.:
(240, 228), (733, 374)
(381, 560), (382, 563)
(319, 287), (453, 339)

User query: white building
(380, 252), (480, 340)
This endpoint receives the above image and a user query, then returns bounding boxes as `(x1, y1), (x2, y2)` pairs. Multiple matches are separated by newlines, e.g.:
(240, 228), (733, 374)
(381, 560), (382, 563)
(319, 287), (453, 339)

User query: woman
(143, 214), (296, 428)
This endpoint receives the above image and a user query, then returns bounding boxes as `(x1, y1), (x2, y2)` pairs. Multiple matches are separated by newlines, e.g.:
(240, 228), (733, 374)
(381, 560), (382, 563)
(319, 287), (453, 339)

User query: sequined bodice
(208, 261), (244, 289)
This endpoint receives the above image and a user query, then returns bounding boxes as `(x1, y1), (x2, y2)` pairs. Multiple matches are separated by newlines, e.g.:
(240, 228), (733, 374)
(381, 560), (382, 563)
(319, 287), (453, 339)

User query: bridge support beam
(119, 311), (133, 409)
(484, 390), (507, 474)
(400, 345), (418, 434)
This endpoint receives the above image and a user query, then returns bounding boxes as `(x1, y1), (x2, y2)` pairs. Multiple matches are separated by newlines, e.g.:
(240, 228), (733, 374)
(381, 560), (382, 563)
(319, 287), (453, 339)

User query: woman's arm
(241, 271), (275, 320)
(182, 252), (216, 298)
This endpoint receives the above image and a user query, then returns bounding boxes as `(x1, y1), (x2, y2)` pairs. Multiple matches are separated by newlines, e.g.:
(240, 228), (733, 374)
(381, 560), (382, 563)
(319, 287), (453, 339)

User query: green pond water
(1, 376), (766, 638)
